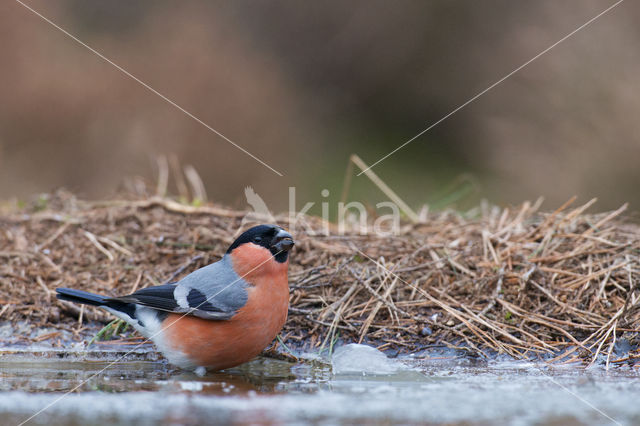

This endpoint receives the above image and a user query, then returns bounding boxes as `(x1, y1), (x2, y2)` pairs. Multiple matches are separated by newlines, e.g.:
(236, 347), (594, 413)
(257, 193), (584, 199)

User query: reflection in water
(1, 349), (640, 426)
(0, 354), (318, 395)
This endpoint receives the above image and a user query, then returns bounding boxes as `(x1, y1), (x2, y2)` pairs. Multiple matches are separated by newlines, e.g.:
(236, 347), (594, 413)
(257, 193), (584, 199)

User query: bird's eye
(254, 237), (262, 243)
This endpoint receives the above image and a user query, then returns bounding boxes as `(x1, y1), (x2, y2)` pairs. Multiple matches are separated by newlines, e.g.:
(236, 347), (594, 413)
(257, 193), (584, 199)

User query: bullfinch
(56, 224), (294, 372)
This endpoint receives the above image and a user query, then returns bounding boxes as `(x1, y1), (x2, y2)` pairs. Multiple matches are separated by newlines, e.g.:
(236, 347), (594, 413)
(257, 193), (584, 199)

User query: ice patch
(331, 344), (408, 375)
(179, 381), (204, 391)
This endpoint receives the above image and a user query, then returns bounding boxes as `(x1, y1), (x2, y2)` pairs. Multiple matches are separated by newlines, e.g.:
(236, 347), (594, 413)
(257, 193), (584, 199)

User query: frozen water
(2, 344), (640, 425)
(3, 368), (640, 426)
(331, 343), (408, 375)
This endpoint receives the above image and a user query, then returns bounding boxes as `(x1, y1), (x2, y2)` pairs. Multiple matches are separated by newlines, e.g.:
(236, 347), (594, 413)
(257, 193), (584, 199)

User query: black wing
(111, 284), (180, 313)
(110, 257), (249, 320)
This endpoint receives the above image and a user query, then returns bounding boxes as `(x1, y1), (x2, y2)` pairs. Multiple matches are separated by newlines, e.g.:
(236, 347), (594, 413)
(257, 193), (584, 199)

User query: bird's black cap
(227, 224), (294, 263)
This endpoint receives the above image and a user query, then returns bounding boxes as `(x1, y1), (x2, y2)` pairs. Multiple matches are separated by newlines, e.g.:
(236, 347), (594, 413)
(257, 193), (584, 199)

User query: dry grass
(1, 190), (640, 365)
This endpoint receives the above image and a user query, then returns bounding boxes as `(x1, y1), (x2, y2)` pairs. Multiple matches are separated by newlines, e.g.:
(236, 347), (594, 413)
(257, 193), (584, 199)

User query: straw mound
(1, 191), (639, 364)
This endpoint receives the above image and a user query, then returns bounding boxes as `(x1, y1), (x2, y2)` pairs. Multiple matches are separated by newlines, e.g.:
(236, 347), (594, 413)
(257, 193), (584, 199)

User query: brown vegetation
(1, 191), (639, 366)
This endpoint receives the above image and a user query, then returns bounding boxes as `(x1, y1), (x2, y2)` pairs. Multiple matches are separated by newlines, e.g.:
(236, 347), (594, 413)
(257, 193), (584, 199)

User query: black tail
(56, 288), (108, 307)
(56, 288), (138, 321)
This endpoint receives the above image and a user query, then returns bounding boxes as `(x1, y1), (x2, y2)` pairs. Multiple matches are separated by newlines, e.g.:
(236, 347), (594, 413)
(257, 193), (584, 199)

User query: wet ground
(1, 343), (639, 426)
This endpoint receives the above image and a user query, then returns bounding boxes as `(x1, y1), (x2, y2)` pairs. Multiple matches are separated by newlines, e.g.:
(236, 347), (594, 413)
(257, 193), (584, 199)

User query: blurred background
(1, 0), (638, 215)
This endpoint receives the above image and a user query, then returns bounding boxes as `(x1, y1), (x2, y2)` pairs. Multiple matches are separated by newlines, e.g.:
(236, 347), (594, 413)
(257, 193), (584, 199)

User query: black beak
(271, 230), (294, 252)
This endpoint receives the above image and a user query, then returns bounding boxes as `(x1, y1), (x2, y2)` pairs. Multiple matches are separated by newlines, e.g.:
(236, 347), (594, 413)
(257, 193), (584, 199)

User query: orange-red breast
(56, 224), (294, 372)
